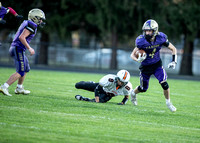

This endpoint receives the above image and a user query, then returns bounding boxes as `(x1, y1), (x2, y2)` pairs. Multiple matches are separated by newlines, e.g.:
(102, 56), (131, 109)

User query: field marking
(0, 122), (41, 130)
(1, 106), (200, 132)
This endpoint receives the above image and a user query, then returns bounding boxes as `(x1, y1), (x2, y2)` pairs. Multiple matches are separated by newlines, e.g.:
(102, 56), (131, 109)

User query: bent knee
(160, 81), (169, 90)
(75, 81), (84, 89)
(138, 86), (147, 92)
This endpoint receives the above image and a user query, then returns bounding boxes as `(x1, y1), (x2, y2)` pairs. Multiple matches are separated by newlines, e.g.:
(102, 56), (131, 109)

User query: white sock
(3, 83), (9, 88)
(131, 90), (136, 96)
(166, 99), (170, 104)
(17, 84), (23, 88)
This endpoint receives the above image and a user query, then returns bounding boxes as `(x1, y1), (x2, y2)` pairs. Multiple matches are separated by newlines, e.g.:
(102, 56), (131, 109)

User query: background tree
(1, 0), (200, 75)
(87, 0), (138, 69)
(158, 0), (200, 75)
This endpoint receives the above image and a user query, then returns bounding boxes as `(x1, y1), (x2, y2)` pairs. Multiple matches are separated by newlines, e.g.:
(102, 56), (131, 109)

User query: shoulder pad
(135, 35), (145, 48)
(25, 21), (37, 33)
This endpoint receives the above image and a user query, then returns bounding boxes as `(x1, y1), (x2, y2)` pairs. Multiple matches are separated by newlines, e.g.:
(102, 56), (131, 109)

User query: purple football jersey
(135, 32), (168, 66)
(11, 20), (38, 51)
(0, 6), (8, 19)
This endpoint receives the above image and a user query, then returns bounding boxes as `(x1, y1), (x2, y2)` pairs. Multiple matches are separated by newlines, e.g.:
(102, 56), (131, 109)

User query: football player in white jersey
(75, 70), (133, 105)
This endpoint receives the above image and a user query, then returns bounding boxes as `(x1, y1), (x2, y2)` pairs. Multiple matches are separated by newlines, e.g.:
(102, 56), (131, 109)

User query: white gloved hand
(168, 61), (176, 69)
(137, 53), (146, 63)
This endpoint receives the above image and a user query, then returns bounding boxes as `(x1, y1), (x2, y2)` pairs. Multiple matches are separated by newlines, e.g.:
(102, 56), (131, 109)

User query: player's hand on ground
(29, 48), (35, 56)
(137, 53), (146, 63)
(168, 61), (176, 69)
(0, 20), (6, 24)
(95, 96), (99, 103)
(117, 103), (124, 105)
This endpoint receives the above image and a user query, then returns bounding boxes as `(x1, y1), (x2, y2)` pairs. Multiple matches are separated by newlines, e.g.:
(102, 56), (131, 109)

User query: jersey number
(149, 48), (156, 58)
(125, 86), (131, 91)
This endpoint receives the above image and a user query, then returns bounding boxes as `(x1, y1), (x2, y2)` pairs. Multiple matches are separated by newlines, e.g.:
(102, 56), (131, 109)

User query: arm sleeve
(163, 39), (169, 47)
(94, 85), (104, 97)
(7, 7), (17, 15)
(162, 33), (170, 47)
(121, 96), (129, 105)
(25, 21), (36, 34)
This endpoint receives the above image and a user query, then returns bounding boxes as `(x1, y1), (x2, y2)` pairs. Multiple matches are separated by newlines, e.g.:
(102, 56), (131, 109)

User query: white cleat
(75, 95), (83, 100)
(15, 87), (30, 95)
(0, 85), (12, 96)
(167, 102), (177, 112)
(131, 93), (137, 106)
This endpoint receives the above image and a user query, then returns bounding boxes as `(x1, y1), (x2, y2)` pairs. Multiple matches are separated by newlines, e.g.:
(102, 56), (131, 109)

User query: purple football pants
(139, 66), (167, 91)
(9, 46), (30, 77)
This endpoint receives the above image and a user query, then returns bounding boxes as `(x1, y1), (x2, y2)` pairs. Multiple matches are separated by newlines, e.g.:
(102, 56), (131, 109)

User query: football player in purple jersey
(0, 9), (45, 96)
(130, 19), (177, 112)
(0, 2), (23, 24)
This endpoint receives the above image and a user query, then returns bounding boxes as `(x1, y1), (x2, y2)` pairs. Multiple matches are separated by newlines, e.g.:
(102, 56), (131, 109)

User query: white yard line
(1, 106), (200, 131)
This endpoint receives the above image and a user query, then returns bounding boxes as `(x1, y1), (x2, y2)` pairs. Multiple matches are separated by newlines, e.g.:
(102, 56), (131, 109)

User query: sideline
(1, 64), (200, 81)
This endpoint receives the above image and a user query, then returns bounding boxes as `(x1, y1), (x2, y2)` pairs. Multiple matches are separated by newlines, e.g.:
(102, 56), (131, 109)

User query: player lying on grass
(75, 70), (134, 105)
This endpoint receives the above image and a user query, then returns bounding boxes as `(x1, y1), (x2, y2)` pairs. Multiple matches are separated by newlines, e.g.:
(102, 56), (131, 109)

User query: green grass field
(0, 67), (200, 143)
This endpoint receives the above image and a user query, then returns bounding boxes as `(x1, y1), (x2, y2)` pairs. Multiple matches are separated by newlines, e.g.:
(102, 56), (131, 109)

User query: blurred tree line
(1, 0), (200, 75)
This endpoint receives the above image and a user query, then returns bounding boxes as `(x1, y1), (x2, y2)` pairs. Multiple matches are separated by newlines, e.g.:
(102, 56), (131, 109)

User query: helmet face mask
(142, 19), (158, 41)
(28, 8), (46, 27)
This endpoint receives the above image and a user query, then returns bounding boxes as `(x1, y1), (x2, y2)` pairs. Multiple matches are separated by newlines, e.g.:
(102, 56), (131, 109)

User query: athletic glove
(117, 103), (124, 105)
(0, 20), (6, 24)
(168, 55), (177, 69)
(16, 15), (23, 21)
(137, 53), (146, 63)
(168, 61), (176, 69)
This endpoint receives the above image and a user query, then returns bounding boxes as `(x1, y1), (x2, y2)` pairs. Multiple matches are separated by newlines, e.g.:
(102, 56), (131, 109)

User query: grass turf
(0, 68), (200, 143)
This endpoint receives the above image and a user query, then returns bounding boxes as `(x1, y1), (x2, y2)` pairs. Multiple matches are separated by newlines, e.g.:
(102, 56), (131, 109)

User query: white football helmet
(142, 19), (158, 40)
(0, 2), (2, 9)
(117, 70), (130, 83)
(28, 8), (46, 27)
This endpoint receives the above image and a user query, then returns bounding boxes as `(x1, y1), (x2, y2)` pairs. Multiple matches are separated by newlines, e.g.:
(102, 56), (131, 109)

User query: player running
(130, 19), (177, 112)
(0, 8), (46, 96)
(0, 2), (23, 24)
(75, 70), (133, 105)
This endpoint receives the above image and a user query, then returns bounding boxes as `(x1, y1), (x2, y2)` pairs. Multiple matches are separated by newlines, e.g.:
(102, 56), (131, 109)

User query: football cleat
(131, 93), (137, 106)
(166, 102), (176, 112)
(15, 87), (30, 95)
(75, 95), (83, 100)
(0, 85), (12, 96)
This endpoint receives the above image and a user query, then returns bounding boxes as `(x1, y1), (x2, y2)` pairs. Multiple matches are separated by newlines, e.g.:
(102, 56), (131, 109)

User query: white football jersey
(99, 74), (132, 96)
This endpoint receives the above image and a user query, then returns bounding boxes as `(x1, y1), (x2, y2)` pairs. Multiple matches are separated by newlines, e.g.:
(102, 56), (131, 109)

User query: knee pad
(137, 86), (147, 92)
(161, 82), (169, 90)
